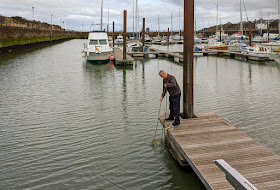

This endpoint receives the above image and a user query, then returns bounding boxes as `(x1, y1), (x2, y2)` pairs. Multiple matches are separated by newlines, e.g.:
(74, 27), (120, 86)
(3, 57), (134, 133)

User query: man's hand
(160, 97), (163, 102)
(164, 84), (167, 88)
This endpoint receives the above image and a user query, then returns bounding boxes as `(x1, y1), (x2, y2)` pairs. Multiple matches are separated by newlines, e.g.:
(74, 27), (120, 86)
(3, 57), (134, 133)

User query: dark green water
(1, 39), (280, 190)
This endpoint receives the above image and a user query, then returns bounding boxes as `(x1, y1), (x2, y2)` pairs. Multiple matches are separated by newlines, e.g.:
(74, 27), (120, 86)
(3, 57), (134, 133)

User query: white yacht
(194, 36), (202, 43)
(82, 31), (113, 62)
(228, 33), (248, 41)
(252, 35), (265, 43)
(173, 34), (183, 41)
(144, 34), (152, 42)
(263, 33), (279, 41)
(205, 39), (228, 50)
(228, 40), (247, 52)
(115, 35), (124, 44)
(241, 46), (277, 61)
(200, 37), (208, 43)
(153, 35), (162, 43)
(261, 41), (280, 52)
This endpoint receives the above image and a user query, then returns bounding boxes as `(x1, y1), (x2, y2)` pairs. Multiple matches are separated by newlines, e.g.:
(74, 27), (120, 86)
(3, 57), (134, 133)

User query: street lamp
(32, 7), (34, 21)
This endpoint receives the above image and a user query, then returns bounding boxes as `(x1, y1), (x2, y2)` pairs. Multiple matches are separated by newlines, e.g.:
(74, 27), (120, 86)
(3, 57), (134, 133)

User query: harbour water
(1, 39), (280, 190)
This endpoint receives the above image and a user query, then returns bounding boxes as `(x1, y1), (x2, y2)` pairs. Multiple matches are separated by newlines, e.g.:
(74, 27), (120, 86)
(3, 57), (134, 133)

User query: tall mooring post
(183, 0), (195, 118)
(168, 28), (170, 44)
(113, 21), (115, 49)
(249, 21), (252, 46)
(142, 18), (145, 52)
(123, 10), (127, 60)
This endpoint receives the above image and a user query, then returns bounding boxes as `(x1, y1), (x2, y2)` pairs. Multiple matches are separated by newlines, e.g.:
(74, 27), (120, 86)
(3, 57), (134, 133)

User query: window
(89, 40), (98, 45)
(99, 40), (107, 45)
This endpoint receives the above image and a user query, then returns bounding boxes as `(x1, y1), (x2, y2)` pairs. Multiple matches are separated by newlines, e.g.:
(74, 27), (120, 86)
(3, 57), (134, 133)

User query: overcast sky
(0, 0), (279, 32)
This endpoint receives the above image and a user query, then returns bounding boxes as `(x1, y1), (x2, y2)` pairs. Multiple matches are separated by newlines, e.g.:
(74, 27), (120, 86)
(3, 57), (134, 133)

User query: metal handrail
(214, 159), (258, 190)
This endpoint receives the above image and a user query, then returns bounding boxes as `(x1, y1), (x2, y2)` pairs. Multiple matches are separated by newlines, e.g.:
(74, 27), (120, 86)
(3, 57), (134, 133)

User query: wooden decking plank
(183, 139), (259, 154)
(183, 138), (255, 149)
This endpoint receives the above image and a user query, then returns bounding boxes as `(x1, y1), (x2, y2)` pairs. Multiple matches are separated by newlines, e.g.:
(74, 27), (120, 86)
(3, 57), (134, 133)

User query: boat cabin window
(99, 40), (108, 45)
(89, 40), (98, 45)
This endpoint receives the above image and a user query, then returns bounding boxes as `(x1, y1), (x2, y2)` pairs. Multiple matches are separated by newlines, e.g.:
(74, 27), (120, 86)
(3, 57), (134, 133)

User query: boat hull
(205, 46), (228, 50)
(84, 51), (112, 62)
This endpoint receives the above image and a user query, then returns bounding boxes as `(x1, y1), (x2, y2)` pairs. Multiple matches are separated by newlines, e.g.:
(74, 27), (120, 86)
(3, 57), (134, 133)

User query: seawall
(0, 25), (88, 56)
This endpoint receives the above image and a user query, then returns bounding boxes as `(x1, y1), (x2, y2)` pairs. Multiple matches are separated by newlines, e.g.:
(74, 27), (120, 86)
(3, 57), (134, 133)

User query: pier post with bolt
(123, 10), (127, 60)
(183, 0), (195, 118)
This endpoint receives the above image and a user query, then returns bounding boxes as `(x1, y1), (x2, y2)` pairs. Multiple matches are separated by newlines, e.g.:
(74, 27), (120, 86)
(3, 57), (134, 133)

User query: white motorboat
(263, 33), (279, 41)
(261, 41), (280, 52)
(115, 35), (124, 44)
(241, 46), (277, 61)
(200, 37), (208, 43)
(194, 36), (202, 43)
(205, 40), (228, 50)
(153, 35), (162, 43)
(252, 35), (265, 43)
(173, 34), (183, 41)
(144, 34), (152, 42)
(228, 33), (248, 41)
(82, 31), (113, 62)
(228, 40), (247, 52)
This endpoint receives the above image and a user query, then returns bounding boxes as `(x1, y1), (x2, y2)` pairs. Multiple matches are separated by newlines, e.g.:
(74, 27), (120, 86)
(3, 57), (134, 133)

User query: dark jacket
(161, 74), (181, 98)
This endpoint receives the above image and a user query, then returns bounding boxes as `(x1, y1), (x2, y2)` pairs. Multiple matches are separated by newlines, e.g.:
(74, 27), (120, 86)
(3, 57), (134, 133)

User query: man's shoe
(165, 117), (174, 121)
(172, 122), (180, 126)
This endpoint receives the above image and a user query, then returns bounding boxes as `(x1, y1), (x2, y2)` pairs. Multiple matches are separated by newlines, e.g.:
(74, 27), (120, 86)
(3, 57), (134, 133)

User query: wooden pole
(219, 25), (222, 42)
(142, 18), (145, 52)
(249, 21), (252, 46)
(168, 28), (170, 44)
(123, 10), (127, 60)
(113, 21), (115, 49)
(183, 0), (195, 118)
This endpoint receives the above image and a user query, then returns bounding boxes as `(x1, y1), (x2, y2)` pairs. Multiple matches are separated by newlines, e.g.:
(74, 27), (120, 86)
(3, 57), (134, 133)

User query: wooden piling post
(183, 0), (195, 118)
(249, 21), (252, 46)
(168, 28), (170, 44)
(123, 10), (127, 60)
(219, 25), (222, 42)
(113, 21), (115, 49)
(142, 18), (145, 52)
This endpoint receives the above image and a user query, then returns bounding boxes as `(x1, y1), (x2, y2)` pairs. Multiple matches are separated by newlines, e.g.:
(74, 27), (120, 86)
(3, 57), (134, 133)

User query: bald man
(159, 70), (181, 126)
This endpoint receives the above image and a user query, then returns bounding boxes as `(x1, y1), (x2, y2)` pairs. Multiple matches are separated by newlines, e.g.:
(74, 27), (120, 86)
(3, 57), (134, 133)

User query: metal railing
(214, 159), (258, 190)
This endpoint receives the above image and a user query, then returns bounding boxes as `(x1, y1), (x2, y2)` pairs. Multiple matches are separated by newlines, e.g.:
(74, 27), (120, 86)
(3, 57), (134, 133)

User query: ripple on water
(1, 41), (279, 190)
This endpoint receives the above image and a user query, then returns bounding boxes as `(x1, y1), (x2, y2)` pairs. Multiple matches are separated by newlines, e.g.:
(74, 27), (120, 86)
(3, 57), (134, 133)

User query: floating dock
(159, 111), (280, 190)
(113, 47), (134, 66)
(127, 48), (276, 62)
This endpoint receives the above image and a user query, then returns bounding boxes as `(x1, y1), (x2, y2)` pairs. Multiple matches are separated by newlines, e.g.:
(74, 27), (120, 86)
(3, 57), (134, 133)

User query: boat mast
(133, 0), (135, 37)
(194, 3), (196, 36)
(179, 7), (180, 34)
(108, 9), (109, 32)
(260, 10), (263, 34)
(136, 0), (140, 39)
(216, 4), (218, 34)
(100, 0), (103, 31)
(278, 0), (280, 36)
(158, 14), (160, 36)
(240, 0), (243, 35)
(171, 12), (173, 36)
